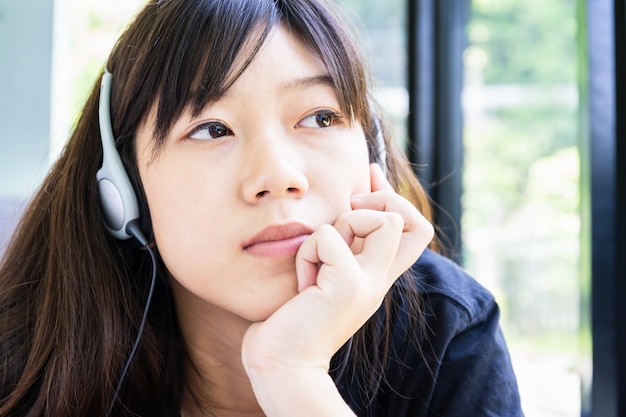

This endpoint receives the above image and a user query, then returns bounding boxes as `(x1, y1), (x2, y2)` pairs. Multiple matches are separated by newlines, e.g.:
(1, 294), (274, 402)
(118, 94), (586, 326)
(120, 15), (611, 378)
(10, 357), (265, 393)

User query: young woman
(0, 0), (523, 416)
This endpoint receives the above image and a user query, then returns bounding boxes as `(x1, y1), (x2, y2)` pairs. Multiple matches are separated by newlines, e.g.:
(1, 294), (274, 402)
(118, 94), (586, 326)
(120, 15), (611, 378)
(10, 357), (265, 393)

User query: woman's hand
(241, 163), (434, 416)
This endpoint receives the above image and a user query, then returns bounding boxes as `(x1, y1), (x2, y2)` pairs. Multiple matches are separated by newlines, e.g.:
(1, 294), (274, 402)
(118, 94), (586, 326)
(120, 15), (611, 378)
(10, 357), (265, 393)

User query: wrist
(244, 365), (355, 417)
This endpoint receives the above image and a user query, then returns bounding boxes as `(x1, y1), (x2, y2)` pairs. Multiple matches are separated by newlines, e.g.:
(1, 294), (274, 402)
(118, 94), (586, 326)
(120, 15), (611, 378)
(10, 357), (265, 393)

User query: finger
(352, 163), (421, 233)
(295, 225), (355, 292)
(295, 220), (394, 327)
(296, 220), (396, 300)
(332, 209), (404, 279)
(351, 189), (421, 233)
(352, 164), (432, 239)
(369, 162), (393, 192)
(351, 184), (434, 278)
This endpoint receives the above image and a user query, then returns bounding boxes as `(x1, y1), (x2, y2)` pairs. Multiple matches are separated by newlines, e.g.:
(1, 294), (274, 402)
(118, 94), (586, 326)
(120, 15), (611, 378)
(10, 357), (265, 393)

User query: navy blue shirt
(335, 249), (524, 416)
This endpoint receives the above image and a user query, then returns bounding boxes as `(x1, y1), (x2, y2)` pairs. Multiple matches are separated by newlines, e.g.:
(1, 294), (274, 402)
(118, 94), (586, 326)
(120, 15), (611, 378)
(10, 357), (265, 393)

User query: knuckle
(317, 223), (337, 237)
(384, 211), (404, 230)
(425, 221), (435, 239)
(415, 217), (435, 242)
(333, 211), (351, 226)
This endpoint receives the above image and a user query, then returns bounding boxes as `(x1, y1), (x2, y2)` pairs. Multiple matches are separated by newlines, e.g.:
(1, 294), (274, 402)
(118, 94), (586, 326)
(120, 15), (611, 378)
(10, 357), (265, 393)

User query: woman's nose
(240, 133), (309, 204)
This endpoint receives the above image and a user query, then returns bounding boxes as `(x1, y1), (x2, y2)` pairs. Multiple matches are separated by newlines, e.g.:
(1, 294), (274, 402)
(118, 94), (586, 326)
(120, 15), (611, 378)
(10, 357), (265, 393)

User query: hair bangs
(276, 0), (370, 125)
(151, 0), (278, 144)
(107, 0), (368, 154)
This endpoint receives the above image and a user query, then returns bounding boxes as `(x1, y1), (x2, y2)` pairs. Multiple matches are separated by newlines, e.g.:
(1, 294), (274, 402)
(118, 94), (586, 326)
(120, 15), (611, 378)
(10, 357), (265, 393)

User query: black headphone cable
(106, 220), (156, 417)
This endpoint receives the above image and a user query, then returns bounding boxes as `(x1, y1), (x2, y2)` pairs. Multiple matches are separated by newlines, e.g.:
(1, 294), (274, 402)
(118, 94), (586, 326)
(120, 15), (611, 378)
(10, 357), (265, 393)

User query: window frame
(406, 0), (626, 415)
(407, 0), (468, 265)
(587, 0), (626, 415)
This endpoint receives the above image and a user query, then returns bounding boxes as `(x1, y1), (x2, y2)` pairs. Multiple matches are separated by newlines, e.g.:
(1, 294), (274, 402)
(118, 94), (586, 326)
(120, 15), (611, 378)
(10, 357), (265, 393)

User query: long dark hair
(0, 0), (437, 415)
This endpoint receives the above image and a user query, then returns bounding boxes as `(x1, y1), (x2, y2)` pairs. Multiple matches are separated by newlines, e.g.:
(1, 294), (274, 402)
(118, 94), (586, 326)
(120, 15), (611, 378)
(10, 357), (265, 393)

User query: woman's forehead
(134, 4), (365, 144)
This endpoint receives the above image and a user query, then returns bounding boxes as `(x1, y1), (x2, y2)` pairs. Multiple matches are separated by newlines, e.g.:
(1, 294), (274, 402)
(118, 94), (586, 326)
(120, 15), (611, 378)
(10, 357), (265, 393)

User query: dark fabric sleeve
(424, 299), (524, 417)
(337, 251), (524, 417)
(375, 296), (524, 417)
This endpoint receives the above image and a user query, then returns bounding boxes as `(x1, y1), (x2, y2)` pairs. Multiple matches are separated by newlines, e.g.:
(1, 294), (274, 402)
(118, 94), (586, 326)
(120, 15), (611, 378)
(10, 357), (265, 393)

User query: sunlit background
(345, 1), (587, 414)
(0, 0), (588, 415)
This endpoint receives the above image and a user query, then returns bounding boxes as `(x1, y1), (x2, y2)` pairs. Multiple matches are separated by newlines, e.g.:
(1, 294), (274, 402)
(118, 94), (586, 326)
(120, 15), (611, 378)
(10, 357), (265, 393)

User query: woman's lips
(243, 223), (313, 258)
(244, 235), (310, 257)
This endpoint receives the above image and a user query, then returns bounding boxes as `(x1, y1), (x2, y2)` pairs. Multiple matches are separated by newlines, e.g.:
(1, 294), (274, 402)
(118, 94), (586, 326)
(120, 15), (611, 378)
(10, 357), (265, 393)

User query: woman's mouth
(243, 223), (313, 258)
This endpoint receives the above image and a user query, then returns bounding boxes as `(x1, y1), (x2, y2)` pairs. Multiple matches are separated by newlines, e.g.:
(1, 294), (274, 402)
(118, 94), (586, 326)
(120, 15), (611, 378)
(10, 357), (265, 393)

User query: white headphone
(97, 70), (142, 241)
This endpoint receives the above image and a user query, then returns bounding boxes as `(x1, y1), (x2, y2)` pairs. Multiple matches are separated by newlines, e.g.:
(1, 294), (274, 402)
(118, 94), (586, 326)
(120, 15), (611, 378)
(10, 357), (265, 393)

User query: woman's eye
(188, 121), (233, 140)
(297, 110), (343, 129)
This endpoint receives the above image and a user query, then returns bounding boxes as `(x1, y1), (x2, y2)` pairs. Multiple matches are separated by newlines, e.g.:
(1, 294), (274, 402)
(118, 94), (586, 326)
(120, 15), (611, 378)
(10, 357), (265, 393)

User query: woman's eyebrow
(189, 74), (335, 106)
(280, 75), (335, 92)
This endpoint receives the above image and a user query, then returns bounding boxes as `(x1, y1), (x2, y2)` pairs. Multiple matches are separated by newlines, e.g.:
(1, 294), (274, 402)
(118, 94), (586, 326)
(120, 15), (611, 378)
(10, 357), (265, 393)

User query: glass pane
(0, 0), (145, 253)
(340, 0), (409, 150)
(462, 0), (588, 416)
(0, 0), (54, 253)
(50, 0), (147, 161)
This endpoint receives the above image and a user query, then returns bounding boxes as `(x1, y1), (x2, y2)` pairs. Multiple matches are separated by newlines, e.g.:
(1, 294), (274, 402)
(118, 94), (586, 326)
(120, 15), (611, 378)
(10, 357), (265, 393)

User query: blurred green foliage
(469, 0), (577, 84)
(462, 0), (584, 374)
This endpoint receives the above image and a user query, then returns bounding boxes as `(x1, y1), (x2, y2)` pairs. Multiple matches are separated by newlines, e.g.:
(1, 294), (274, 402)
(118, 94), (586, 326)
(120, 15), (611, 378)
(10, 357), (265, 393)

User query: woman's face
(136, 26), (371, 322)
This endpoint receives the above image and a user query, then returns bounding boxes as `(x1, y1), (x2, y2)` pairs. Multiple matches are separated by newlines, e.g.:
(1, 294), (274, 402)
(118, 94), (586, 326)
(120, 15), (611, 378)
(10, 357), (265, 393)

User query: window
(462, 1), (588, 415)
(0, 0), (144, 253)
(0, 0), (54, 252)
(340, 0), (409, 150)
(349, 0), (589, 413)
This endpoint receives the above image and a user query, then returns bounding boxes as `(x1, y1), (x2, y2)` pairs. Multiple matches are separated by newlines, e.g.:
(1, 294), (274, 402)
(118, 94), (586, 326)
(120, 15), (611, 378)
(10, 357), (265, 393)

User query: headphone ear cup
(97, 71), (141, 240)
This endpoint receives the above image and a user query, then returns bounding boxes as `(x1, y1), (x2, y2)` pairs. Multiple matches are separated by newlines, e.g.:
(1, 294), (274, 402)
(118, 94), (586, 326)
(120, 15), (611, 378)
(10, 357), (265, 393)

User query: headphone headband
(97, 70), (141, 240)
